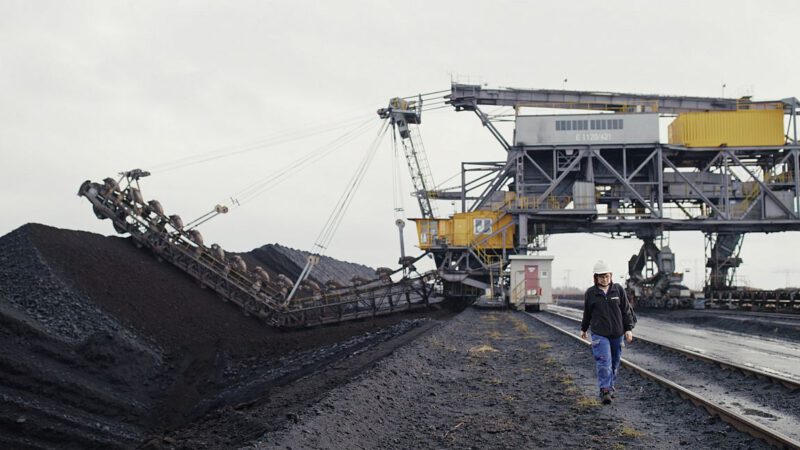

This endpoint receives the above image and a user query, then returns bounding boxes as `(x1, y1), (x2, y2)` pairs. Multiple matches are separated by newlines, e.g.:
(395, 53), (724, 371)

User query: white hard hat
(593, 260), (611, 275)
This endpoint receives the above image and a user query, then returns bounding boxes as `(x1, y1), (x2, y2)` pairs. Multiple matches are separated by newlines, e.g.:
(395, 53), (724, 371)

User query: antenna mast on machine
(378, 97), (438, 219)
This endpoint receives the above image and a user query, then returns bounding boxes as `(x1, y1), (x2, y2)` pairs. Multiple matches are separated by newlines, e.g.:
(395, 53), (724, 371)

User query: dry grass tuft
(618, 425), (643, 438)
(485, 330), (503, 339)
(565, 386), (579, 395)
(468, 344), (499, 356)
(576, 396), (600, 410)
(429, 337), (457, 352)
(510, 317), (530, 334)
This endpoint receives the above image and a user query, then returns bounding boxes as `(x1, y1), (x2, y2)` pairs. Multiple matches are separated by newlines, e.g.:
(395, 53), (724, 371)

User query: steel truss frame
(413, 84), (800, 305)
(78, 174), (436, 328)
(451, 143), (800, 236)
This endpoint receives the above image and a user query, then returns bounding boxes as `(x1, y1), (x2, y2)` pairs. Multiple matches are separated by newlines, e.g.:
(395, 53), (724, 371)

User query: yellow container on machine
(668, 108), (784, 148)
(412, 211), (515, 250)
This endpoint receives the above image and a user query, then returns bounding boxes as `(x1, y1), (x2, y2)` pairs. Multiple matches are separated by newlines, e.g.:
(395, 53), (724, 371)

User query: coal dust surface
(0, 224), (451, 449)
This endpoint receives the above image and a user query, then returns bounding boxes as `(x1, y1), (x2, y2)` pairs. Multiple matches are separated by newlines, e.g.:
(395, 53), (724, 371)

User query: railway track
(686, 309), (800, 322)
(527, 311), (800, 450)
(545, 308), (800, 390)
(556, 297), (800, 315)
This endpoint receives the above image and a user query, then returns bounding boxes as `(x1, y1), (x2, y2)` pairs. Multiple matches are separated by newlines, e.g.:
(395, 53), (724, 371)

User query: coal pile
(0, 224), (443, 449)
(246, 243), (376, 286)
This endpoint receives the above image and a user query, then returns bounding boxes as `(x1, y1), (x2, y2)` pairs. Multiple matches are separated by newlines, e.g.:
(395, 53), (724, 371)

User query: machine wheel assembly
(92, 205), (107, 220)
(113, 221), (128, 234)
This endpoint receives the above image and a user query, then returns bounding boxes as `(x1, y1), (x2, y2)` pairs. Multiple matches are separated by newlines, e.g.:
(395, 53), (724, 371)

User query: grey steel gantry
(441, 84), (800, 301)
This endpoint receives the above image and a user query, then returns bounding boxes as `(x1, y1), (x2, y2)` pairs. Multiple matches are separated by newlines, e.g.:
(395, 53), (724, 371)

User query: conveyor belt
(78, 173), (438, 328)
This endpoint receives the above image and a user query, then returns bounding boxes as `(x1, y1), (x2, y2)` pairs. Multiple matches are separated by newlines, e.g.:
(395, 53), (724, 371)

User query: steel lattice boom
(78, 171), (438, 328)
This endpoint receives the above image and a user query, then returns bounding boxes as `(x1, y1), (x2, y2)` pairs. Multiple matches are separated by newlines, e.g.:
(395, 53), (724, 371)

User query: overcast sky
(2, 0), (799, 289)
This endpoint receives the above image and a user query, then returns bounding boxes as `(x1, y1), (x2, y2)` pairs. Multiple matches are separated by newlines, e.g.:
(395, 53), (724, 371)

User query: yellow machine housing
(668, 108), (784, 148)
(412, 211), (515, 250)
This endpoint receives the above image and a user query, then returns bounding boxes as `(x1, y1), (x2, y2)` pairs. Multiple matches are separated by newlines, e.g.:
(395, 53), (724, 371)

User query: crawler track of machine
(78, 171), (438, 328)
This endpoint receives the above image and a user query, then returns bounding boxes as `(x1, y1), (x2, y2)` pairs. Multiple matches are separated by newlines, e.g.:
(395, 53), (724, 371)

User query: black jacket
(581, 283), (635, 338)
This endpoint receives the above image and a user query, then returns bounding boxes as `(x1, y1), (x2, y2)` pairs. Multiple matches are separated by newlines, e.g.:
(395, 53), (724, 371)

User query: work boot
(600, 389), (612, 404)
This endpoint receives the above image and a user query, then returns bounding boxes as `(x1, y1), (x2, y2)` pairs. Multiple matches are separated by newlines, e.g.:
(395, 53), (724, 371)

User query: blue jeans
(590, 334), (622, 393)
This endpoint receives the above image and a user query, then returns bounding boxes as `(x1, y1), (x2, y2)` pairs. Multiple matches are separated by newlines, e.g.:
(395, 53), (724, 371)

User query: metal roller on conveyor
(78, 170), (440, 328)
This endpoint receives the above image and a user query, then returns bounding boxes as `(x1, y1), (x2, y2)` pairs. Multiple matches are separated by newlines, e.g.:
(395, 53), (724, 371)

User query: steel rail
(692, 309), (800, 321)
(526, 312), (800, 450)
(558, 297), (800, 317)
(544, 308), (800, 391)
(557, 294), (800, 320)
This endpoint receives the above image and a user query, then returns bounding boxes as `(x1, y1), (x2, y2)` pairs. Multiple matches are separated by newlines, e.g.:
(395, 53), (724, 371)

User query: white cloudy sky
(2, 0), (798, 289)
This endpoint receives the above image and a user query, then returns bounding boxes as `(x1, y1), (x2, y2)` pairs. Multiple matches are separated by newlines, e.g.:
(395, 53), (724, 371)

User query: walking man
(580, 260), (635, 404)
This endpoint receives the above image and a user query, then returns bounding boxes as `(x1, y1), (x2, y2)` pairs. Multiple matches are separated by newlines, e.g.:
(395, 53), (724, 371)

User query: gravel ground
(258, 308), (767, 449)
(542, 311), (800, 442)
(0, 224), (787, 448)
(0, 223), (450, 449)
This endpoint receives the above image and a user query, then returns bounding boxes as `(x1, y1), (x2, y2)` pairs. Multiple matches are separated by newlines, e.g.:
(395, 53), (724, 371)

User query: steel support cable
(285, 120), (390, 303)
(153, 111), (374, 170)
(436, 169), (498, 192)
(179, 119), (376, 230)
(313, 119), (390, 254)
(156, 116), (371, 174)
(314, 122), (388, 257)
(147, 112), (375, 173)
(435, 170), (462, 189)
(232, 118), (376, 205)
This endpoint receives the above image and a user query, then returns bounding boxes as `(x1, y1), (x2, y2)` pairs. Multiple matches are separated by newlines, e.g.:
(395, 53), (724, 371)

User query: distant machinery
(383, 84), (800, 310)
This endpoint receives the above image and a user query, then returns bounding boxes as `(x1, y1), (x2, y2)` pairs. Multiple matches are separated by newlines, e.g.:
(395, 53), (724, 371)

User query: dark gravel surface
(542, 310), (800, 442)
(0, 224), (149, 344)
(258, 308), (768, 449)
(0, 223), (451, 449)
(0, 223), (790, 448)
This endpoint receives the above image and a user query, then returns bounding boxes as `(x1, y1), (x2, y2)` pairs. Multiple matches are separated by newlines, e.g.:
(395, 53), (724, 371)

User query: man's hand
(624, 330), (633, 343)
(580, 330), (588, 341)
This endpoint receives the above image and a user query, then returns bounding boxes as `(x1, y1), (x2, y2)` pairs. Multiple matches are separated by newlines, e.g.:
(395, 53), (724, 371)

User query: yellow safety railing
(514, 100), (660, 114)
(734, 100), (784, 111)
(765, 170), (794, 184)
(468, 220), (513, 267)
(733, 182), (761, 217)
(513, 195), (572, 210)
(511, 278), (540, 306)
(511, 278), (525, 303)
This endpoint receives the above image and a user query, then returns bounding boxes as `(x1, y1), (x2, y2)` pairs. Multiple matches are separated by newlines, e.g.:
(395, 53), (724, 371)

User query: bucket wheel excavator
(78, 169), (439, 328)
